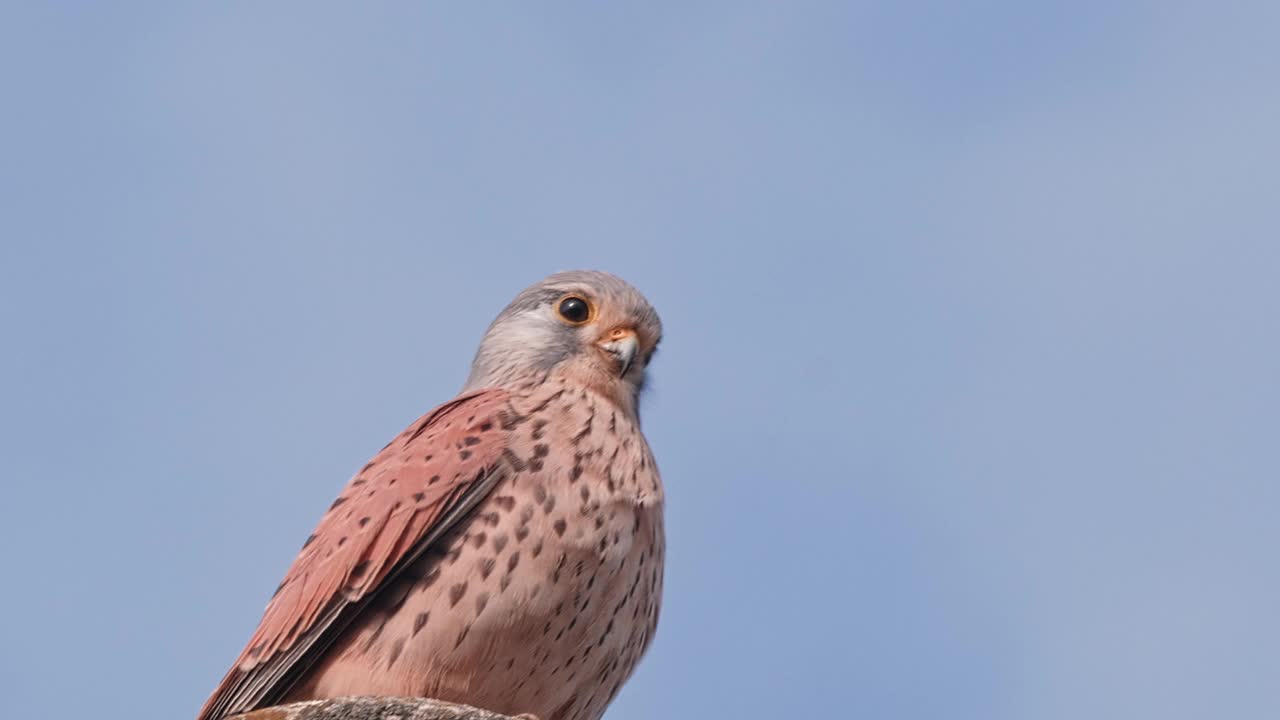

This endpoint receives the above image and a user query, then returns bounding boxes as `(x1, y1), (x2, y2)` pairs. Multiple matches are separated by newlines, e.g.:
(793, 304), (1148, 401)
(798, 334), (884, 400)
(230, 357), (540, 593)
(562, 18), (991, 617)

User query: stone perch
(231, 697), (518, 720)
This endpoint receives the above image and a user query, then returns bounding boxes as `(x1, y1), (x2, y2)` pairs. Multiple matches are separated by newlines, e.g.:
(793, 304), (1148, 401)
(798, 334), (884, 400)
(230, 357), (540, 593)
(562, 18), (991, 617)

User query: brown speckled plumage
(199, 272), (664, 720)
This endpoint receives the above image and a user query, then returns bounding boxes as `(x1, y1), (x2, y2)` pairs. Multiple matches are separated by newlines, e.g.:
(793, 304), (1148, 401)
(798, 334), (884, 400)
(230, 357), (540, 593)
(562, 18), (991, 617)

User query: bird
(197, 271), (665, 720)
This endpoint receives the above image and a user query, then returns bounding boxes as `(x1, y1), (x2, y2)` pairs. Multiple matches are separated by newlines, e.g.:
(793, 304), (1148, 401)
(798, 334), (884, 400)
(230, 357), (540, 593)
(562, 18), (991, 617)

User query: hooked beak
(599, 328), (639, 377)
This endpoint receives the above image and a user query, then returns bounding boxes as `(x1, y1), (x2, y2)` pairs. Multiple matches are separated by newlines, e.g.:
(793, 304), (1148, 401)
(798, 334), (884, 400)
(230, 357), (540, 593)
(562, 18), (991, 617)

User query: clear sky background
(2, 3), (1277, 719)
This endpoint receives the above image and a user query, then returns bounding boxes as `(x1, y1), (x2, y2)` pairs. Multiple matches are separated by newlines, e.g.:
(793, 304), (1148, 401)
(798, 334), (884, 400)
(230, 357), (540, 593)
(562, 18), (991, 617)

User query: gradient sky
(2, 3), (1278, 719)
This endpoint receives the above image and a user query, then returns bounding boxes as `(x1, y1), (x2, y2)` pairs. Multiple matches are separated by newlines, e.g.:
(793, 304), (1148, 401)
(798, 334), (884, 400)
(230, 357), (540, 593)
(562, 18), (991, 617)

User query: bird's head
(464, 271), (662, 412)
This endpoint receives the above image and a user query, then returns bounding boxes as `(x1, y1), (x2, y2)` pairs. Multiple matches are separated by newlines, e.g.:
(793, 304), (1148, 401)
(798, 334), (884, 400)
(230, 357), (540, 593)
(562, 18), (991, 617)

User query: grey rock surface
(230, 697), (517, 720)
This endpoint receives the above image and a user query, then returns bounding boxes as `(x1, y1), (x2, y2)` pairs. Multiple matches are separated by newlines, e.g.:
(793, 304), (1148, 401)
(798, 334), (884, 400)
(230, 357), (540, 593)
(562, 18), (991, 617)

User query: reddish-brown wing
(198, 389), (512, 720)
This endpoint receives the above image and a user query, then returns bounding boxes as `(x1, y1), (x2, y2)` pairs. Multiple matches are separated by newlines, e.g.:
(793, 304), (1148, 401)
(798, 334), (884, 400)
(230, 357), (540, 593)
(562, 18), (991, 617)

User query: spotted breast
(284, 379), (664, 720)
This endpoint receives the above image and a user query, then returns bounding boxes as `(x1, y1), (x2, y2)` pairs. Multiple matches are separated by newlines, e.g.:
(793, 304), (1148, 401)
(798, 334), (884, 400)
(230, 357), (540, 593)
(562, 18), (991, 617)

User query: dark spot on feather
(479, 557), (496, 579)
(449, 582), (468, 607)
(529, 459), (543, 472)
(573, 409), (594, 443)
(493, 534), (509, 553)
(532, 540), (544, 558)
(493, 495), (516, 512)
(554, 518), (567, 536)
(454, 625), (471, 649)
(429, 475), (441, 485)
(351, 561), (370, 579)
(534, 485), (547, 503)
(597, 619), (616, 647)
(533, 444), (549, 458)
(459, 450), (472, 460)
(529, 389), (565, 413)
(479, 421), (493, 431)
(413, 612), (430, 636)
(413, 492), (426, 503)
(508, 551), (520, 572)
(475, 591), (489, 613)
(515, 525), (529, 541)
(543, 496), (556, 514)
(502, 449), (527, 472)
(387, 637), (406, 667)
(463, 436), (482, 447)
(406, 415), (438, 442)
(359, 516), (371, 527)
(338, 536), (347, 547)
(329, 497), (347, 510)
(302, 534), (317, 549)
(471, 532), (487, 548)
(499, 410), (529, 430)
(350, 478), (366, 487)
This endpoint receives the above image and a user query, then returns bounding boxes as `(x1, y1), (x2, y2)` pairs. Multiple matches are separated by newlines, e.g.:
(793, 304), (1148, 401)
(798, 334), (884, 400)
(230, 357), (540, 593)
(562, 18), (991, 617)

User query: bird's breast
(293, 383), (665, 720)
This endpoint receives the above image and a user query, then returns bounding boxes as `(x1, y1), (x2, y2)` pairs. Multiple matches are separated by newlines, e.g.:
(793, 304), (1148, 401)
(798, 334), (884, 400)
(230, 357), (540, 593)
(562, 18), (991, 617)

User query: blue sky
(2, 3), (1277, 718)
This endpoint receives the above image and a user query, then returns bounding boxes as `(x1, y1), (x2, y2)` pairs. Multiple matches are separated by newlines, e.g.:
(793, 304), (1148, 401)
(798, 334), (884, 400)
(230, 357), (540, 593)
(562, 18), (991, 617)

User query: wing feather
(197, 389), (513, 720)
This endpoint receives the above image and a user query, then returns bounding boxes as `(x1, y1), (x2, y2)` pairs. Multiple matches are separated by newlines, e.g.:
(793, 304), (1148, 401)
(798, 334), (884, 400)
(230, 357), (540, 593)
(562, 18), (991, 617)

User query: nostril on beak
(600, 329), (639, 377)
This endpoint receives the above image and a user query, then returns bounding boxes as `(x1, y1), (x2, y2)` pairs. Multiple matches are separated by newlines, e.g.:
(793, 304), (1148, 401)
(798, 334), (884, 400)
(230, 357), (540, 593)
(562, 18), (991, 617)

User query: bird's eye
(557, 295), (592, 325)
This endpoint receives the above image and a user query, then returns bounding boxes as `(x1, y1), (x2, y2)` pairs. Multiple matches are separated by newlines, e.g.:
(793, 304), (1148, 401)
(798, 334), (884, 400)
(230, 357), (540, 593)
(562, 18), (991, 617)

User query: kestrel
(198, 271), (665, 720)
